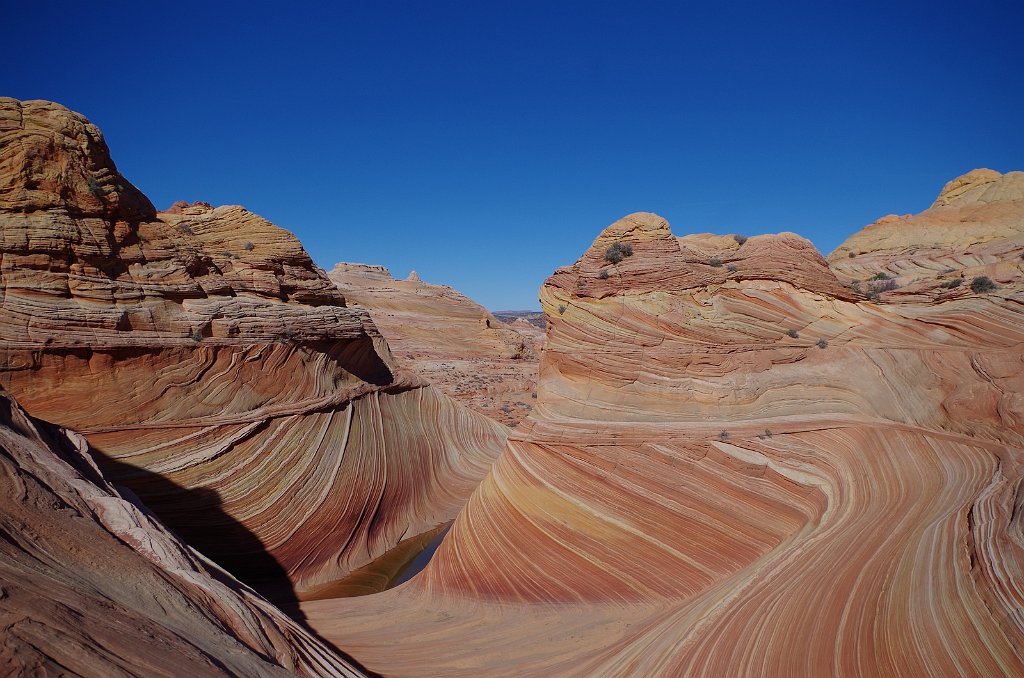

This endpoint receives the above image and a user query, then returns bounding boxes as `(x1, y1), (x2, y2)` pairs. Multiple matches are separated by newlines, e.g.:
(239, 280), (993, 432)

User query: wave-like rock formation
(330, 262), (538, 425)
(829, 168), (1024, 300)
(304, 179), (1024, 675)
(0, 98), (506, 605)
(0, 386), (363, 676)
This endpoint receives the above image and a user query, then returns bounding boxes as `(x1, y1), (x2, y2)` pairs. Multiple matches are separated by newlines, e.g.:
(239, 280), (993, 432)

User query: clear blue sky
(4, 1), (1022, 309)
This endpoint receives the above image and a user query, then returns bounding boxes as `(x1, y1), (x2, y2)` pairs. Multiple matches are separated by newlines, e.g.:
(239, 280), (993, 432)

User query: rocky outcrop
(330, 262), (539, 425)
(0, 98), (506, 607)
(304, 184), (1024, 675)
(828, 168), (1024, 300)
(0, 386), (363, 676)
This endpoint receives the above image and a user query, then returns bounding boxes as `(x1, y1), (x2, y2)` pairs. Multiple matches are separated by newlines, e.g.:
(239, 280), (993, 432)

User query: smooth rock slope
(0, 98), (506, 603)
(0, 386), (363, 676)
(305, 183), (1024, 675)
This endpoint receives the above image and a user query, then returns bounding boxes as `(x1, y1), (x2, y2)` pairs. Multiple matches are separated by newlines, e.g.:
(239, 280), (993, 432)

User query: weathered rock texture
(330, 262), (539, 425)
(0, 98), (506, 609)
(0, 386), (363, 676)
(305, 185), (1024, 675)
(829, 169), (1024, 302)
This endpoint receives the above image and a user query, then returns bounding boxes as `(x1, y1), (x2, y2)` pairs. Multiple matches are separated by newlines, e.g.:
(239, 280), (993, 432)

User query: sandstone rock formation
(0, 386), (363, 676)
(0, 98), (506, 610)
(829, 168), (1024, 301)
(304, 188), (1024, 675)
(330, 262), (539, 425)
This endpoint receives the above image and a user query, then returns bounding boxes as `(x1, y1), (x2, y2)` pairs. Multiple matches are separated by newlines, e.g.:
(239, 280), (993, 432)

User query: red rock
(329, 262), (539, 426)
(0, 98), (505, 605)
(304, 181), (1024, 676)
(0, 386), (363, 676)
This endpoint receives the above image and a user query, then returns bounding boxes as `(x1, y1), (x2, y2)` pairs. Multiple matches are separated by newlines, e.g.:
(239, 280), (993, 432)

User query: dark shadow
(79, 445), (378, 676)
(315, 338), (394, 386)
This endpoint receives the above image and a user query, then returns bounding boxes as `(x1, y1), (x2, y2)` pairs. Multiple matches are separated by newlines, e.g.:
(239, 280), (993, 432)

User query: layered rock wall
(0, 98), (505, 602)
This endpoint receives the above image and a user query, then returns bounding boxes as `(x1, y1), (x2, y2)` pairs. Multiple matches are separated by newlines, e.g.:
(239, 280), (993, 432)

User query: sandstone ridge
(0, 386), (363, 676)
(305, 180), (1024, 676)
(0, 98), (506, 615)
(329, 262), (539, 425)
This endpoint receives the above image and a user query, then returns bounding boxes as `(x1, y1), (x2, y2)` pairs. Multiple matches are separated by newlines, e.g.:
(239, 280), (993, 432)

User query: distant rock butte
(330, 262), (539, 426)
(0, 94), (505, 628)
(0, 386), (363, 676)
(304, 184), (1024, 675)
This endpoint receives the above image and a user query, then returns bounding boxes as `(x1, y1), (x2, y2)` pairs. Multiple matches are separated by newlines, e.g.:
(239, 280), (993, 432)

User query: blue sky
(4, 1), (1022, 309)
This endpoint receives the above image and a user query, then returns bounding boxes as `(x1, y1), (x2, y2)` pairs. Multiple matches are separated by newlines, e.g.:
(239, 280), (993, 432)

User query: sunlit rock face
(0, 386), (364, 677)
(304, 186), (1024, 676)
(0, 97), (506, 599)
(828, 168), (1024, 299)
(329, 262), (539, 425)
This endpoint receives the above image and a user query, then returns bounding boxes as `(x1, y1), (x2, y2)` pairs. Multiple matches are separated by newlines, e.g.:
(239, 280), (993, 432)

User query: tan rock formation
(828, 168), (1024, 300)
(0, 386), (363, 676)
(0, 98), (506, 607)
(329, 262), (539, 425)
(304, 187), (1024, 675)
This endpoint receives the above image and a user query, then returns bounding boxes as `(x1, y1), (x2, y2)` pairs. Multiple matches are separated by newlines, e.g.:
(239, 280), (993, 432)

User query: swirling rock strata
(828, 168), (1024, 300)
(330, 262), (538, 425)
(0, 98), (506, 600)
(0, 386), (363, 677)
(305, 185), (1024, 675)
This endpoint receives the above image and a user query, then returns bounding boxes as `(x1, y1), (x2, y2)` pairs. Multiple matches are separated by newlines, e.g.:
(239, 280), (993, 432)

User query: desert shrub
(188, 329), (203, 342)
(869, 278), (898, 293)
(970, 276), (996, 293)
(939, 278), (962, 289)
(598, 269), (609, 279)
(179, 224), (194, 235)
(708, 257), (723, 268)
(604, 241), (634, 263)
(870, 272), (889, 281)
(727, 264), (737, 272)
(786, 329), (799, 339)
(848, 251), (856, 258)
(763, 429), (773, 438)
(850, 281), (862, 293)
(558, 304), (567, 315)
(718, 430), (729, 440)
(243, 241), (255, 251)
(733, 234), (748, 246)
(817, 338), (828, 349)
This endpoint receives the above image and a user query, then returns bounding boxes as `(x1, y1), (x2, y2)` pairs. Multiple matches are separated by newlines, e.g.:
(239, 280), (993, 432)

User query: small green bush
(817, 338), (828, 349)
(870, 272), (889, 281)
(598, 269), (609, 280)
(727, 264), (737, 273)
(733, 234), (748, 246)
(708, 257), (723, 268)
(718, 430), (729, 440)
(848, 251), (856, 258)
(786, 329), (799, 339)
(558, 304), (567, 315)
(243, 241), (255, 251)
(604, 241), (634, 263)
(970, 276), (996, 293)
(179, 224), (194, 236)
(939, 278), (962, 289)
